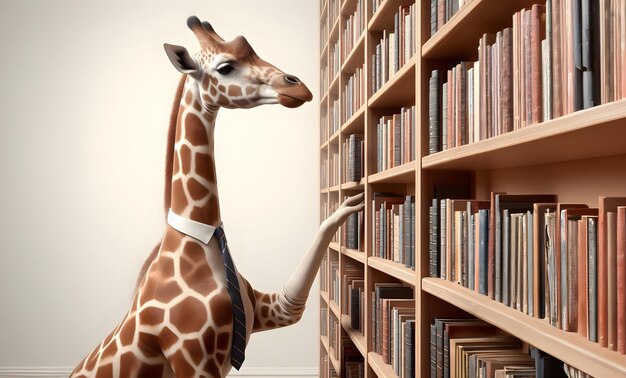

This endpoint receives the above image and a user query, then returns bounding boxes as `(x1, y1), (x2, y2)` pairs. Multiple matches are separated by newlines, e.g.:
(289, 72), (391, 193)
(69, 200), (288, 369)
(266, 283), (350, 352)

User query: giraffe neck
(169, 75), (222, 227)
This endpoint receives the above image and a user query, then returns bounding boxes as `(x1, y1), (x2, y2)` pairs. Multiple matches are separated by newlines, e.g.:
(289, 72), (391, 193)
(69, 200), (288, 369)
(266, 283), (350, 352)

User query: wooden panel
(368, 256), (416, 286)
(422, 278), (626, 378)
(342, 314), (367, 356)
(368, 351), (399, 378)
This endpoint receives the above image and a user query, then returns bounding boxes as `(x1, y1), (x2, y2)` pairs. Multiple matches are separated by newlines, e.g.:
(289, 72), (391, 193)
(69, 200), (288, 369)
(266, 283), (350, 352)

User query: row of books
(321, 63), (329, 97)
(326, 150), (340, 187)
(342, 0), (366, 62)
(429, 191), (626, 353)
(429, 317), (580, 378)
(343, 263), (365, 335)
(321, 305), (328, 337)
(320, 157), (329, 189)
(321, 108), (328, 143)
(330, 260), (340, 305)
(321, 253), (329, 293)
(320, 354), (332, 378)
(321, 12), (329, 51)
(428, 1), (626, 154)
(330, 39), (340, 84)
(429, 0), (469, 38)
(343, 208), (364, 251)
(376, 105), (416, 173)
(341, 67), (365, 123)
(371, 283), (415, 378)
(370, 0), (383, 17)
(342, 134), (364, 183)
(329, 313), (340, 362)
(372, 193), (416, 269)
(371, 4), (416, 95)
(329, 0), (340, 36)
(330, 98), (340, 136)
(330, 200), (340, 243)
(343, 338), (365, 378)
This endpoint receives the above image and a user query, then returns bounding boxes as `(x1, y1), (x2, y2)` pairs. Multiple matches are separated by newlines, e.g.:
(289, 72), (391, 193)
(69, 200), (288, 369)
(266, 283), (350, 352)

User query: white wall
(0, 0), (319, 374)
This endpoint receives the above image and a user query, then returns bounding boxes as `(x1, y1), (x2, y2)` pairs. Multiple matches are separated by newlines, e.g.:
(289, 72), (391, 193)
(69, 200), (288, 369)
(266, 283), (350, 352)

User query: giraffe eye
(216, 63), (235, 76)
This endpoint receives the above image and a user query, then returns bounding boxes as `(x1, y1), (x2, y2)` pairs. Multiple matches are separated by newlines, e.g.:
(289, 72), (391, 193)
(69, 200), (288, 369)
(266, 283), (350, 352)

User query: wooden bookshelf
(319, 0), (626, 377)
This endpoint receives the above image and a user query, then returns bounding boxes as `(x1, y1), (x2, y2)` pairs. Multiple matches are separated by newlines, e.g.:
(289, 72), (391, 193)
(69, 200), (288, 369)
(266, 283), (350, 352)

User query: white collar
(167, 209), (222, 244)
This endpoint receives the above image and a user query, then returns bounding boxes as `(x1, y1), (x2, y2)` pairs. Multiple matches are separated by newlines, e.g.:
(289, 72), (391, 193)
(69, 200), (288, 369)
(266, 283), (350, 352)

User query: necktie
(213, 226), (246, 370)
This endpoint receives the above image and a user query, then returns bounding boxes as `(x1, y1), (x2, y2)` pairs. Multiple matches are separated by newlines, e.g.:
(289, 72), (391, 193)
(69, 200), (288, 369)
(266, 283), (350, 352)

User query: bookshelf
(319, 0), (626, 377)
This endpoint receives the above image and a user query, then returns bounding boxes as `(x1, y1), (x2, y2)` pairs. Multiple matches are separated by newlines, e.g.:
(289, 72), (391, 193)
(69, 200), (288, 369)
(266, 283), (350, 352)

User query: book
(429, 69), (440, 154)
(588, 216), (599, 342)
(618, 206), (626, 353)
(533, 203), (557, 320)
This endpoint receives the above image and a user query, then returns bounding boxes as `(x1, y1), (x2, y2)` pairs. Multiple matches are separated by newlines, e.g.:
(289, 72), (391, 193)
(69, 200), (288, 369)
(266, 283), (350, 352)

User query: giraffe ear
(163, 43), (198, 74)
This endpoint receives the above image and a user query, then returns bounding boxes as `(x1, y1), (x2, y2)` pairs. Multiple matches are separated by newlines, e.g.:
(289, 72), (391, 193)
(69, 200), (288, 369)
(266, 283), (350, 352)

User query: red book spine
(447, 69), (454, 149)
(501, 27), (513, 133)
(618, 207), (626, 353)
(551, 0), (563, 118)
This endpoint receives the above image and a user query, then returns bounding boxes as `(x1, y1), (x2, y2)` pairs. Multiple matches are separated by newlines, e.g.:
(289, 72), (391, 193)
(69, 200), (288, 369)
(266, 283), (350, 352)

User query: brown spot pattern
(190, 205), (219, 226)
(119, 352), (137, 377)
(185, 90), (193, 105)
(138, 307), (165, 326)
(217, 95), (230, 106)
(94, 364), (112, 378)
(195, 153), (216, 183)
(228, 85), (242, 97)
(183, 339), (204, 365)
(169, 350), (195, 377)
(203, 358), (220, 377)
(188, 177), (209, 200)
(170, 179), (187, 214)
(159, 326), (178, 350)
(209, 294), (232, 327)
(154, 280), (183, 303)
(170, 297), (207, 333)
(119, 317), (136, 346)
(203, 327), (216, 354)
(137, 364), (164, 377)
(216, 332), (230, 351)
(184, 113), (208, 146)
(180, 145), (192, 174)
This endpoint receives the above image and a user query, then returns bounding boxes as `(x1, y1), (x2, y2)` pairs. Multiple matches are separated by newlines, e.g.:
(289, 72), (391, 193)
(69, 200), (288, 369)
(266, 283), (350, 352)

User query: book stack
(342, 203), (364, 251)
(330, 99), (340, 136)
(342, 67), (365, 123)
(376, 105), (416, 173)
(430, 318), (574, 377)
(342, 134), (364, 183)
(430, 0), (470, 38)
(343, 338), (365, 378)
(329, 150), (339, 187)
(428, 1), (626, 154)
(330, 313), (340, 362)
(371, 283), (415, 377)
(329, 0), (340, 29)
(342, 0), (365, 62)
(429, 193), (626, 352)
(321, 305), (328, 337)
(372, 193), (415, 269)
(330, 259), (339, 305)
(342, 263), (365, 334)
(330, 39), (340, 82)
(370, 4), (416, 95)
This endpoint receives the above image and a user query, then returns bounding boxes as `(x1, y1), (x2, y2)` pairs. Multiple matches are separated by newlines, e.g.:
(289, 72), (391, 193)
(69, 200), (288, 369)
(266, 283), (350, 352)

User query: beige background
(0, 0), (319, 375)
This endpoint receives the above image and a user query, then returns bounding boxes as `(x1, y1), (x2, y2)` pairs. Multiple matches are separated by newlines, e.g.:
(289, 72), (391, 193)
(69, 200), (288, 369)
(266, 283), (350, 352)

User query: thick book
(501, 27), (514, 133)
(608, 211), (617, 350)
(578, 215), (592, 338)
(429, 69), (440, 154)
(533, 203), (557, 320)
(551, 0), (564, 118)
(530, 4), (546, 124)
(478, 209), (490, 295)
(571, 0), (583, 112)
(404, 319), (415, 378)
(598, 197), (626, 348)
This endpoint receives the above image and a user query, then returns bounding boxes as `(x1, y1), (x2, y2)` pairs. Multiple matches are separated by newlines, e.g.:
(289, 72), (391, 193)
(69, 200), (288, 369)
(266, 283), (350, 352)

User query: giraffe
(70, 16), (364, 378)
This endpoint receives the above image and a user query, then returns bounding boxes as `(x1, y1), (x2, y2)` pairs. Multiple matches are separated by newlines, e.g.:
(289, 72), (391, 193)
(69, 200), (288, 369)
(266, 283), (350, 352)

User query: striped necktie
(213, 226), (246, 370)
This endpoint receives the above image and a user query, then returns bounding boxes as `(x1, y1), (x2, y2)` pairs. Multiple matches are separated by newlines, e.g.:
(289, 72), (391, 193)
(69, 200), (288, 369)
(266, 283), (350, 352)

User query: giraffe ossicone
(70, 15), (362, 378)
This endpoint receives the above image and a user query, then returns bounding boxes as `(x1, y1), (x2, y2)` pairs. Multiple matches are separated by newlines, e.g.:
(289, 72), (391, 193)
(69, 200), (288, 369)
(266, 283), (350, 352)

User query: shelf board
(368, 57), (416, 108)
(341, 31), (365, 74)
(422, 99), (626, 170)
(320, 139), (329, 150)
(320, 90), (329, 107)
(340, 178), (365, 191)
(329, 184), (341, 192)
(329, 128), (340, 144)
(329, 241), (341, 252)
(368, 351), (399, 378)
(422, 0), (537, 60)
(321, 39), (329, 61)
(330, 16), (340, 44)
(320, 0), (328, 22)
(320, 187), (329, 194)
(368, 161), (416, 184)
(368, 0), (415, 32)
(329, 71), (340, 95)
(341, 314), (367, 356)
(422, 278), (626, 378)
(368, 256), (416, 286)
(321, 290), (329, 304)
(341, 105), (366, 135)
(329, 299), (340, 319)
(341, 246), (366, 264)
(329, 347), (341, 376)
(321, 334), (330, 353)
(341, 0), (358, 16)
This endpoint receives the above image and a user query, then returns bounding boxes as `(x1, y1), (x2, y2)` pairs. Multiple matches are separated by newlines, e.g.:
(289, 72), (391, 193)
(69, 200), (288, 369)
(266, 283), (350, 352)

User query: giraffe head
(164, 16), (312, 109)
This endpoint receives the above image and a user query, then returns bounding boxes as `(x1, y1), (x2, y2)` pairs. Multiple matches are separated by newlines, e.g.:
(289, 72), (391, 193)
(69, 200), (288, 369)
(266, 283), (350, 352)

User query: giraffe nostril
(284, 75), (300, 84)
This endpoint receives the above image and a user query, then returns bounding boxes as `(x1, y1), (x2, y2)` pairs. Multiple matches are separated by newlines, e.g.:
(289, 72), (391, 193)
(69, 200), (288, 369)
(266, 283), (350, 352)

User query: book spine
(608, 211), (617, 350)
(502, 27), (513, 133)
(589, 216), (598, 342)
(617, 207), (626, 353)
(479, 209), (489, 295)
(503, 209), (510, 305)
(531, 4), (545, 124)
